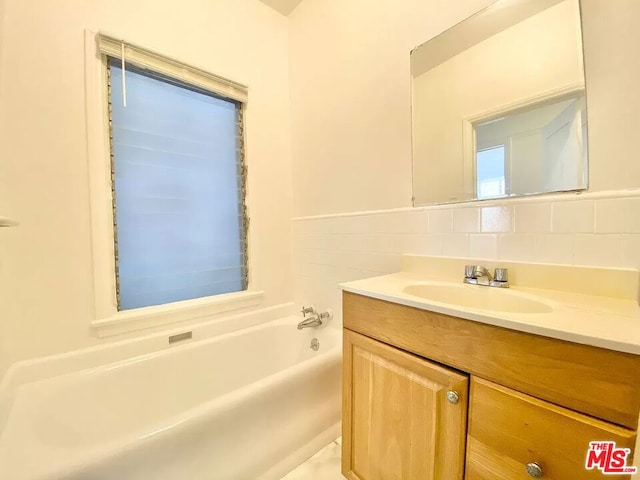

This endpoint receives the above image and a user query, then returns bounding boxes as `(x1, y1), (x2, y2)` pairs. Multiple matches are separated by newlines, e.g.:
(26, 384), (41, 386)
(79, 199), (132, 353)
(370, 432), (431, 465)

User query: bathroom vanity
(340, 256), (640, 480)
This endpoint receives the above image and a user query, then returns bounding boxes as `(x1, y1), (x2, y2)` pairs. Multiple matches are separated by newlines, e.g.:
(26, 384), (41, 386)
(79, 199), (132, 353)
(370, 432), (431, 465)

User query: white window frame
(84, 31), (262, 338)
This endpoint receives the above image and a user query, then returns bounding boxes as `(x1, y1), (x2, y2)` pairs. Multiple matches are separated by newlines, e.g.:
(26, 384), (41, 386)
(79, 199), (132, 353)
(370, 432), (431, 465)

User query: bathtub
(0, 316), (342, 480)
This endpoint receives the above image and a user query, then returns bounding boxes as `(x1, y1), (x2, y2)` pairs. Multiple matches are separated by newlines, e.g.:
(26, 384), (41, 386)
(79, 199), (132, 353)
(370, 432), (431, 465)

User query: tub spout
(297, 315), (322, 330)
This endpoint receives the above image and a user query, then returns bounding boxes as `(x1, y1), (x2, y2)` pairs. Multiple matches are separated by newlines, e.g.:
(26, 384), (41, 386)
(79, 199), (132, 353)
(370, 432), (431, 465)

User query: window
(103, 40), (248, 311)
(476, 145), (506, 199)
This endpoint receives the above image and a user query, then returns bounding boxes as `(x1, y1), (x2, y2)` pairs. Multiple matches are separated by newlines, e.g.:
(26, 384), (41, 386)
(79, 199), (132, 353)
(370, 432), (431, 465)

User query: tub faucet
(297, 314), (323, 330)
(297, 306), (332, 330)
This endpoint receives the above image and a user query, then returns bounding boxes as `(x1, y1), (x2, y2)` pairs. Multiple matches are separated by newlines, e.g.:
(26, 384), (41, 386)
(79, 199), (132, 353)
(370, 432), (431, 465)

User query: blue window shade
(109, 61), (246, 310)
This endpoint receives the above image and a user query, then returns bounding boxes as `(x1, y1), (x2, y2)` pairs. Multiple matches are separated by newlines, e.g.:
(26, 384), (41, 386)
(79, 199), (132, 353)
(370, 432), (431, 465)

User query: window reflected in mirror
(476, 145), (506, 199)
(473, 92), (587, 200)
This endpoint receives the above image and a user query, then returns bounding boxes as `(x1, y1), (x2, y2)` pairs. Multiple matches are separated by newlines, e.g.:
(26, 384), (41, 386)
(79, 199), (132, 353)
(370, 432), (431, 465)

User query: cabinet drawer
(466, 377), (637, 480)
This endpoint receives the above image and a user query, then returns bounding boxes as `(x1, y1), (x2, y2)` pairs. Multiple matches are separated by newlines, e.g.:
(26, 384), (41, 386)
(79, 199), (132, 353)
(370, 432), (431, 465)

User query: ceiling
(258, 0), (304, 16)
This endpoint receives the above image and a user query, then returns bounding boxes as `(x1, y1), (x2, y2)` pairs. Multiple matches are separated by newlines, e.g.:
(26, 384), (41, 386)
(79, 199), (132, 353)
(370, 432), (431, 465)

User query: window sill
(91, 290), (264, 338)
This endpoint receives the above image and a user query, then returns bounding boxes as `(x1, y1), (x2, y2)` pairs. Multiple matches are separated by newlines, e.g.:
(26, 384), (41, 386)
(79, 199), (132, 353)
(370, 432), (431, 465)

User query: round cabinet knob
(526, 462), (543, 478)
(446, 390), (459, 404)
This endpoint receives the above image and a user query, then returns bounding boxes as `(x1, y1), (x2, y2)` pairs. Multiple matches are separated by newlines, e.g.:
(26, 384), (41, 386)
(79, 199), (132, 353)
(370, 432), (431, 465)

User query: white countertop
(341, 271), (640, 355)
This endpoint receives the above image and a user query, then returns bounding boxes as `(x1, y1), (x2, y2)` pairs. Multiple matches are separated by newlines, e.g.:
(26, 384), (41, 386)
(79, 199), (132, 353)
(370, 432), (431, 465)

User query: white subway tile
(331, 215), (371, 233)
(403, 234), (444, 256)
(405, 210), (429, 233)
(301, 217), (334, 234)
(373, 211), (425, 234)
(423, 234), (445, 256)
(595, 198), (640, 233)
(372, 212), (411, 234)
(376, 234), (404, 254)
(574, 234), (623, 267)
(621, 235), (640, 269)
(291, 221), (305, 240)
(453, 208), (480, 233)
(359, 252), (402, 273)
(441, 234), (469, 257)
(551, 200), (594, 233)
(361, 234), (381, 252)
(299, 262), (335, 279)
(469, 234), (498, 259)
(481, 206), (513, 233)
(532, 234), (574, 265)
(291, 249), (310, 276)
(335, 266), (386, 283)
(368, 213), (394, 233)
(306, 248), (336, 266)
(332, 234), (347, 251)
(398, 235), (418, 255)
(498, 234), (535, 261)
(305, 233), (333, 250)
(309, 217), (337, 234)
(428, 209), (453, 233)
(514, 203), (551, 233)
(294, 219), (312, 236)
(333, 234), (375, 252)
(349, 234), (377, 252)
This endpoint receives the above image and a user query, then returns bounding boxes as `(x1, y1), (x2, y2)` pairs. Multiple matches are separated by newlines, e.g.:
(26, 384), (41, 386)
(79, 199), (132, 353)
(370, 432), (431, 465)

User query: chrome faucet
(297, 306), (332, 330)
(297, 315), (323, 330)
(464, 265), (509, 288)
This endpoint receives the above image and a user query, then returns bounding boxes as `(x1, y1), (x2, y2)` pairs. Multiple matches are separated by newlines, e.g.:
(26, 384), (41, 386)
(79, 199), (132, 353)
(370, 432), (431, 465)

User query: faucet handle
(464, 265), (476, 279)
(318, 309), (333, 321)
(300, 305), (315, 317)
(494, 268), (509, 283)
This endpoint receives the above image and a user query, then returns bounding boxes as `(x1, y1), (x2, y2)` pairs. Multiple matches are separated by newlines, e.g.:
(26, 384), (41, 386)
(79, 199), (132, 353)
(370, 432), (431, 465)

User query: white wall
(581, 0), (640, 192)
(289, 0), (640, 325)
(290, 0), (640, 217)
(0, 0), (7, 374)
(289, 0), (494, 217)
(0, 0), (293, 374)
(412, 0), (583, 204)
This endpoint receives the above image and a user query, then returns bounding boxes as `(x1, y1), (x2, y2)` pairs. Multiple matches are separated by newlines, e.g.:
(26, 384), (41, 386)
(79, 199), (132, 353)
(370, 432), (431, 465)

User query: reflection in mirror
(411, 0), (588, 206)
(474, 91), (587, 199)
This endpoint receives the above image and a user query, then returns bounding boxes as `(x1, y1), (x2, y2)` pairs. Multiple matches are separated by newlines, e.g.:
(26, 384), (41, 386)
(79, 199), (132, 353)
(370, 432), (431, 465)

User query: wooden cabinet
(343, 291), (640, 429)
(342, 292), (640, 480)
(467, 377), (637, 480)
(342, 329), (468, 480)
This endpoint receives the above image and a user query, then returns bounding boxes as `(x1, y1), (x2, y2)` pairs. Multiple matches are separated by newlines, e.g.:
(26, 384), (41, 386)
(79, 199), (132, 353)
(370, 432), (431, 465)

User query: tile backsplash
(292, 190), (640, 324)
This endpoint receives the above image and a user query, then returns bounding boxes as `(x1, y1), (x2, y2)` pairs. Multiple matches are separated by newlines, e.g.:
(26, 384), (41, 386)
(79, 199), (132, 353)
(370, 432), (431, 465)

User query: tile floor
(280, 437), (342, 480)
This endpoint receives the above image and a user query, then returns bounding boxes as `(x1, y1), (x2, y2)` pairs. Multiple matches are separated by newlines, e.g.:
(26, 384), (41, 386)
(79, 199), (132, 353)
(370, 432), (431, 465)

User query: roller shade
(107, 60), (248, 310)
(96, 33), (248, 103)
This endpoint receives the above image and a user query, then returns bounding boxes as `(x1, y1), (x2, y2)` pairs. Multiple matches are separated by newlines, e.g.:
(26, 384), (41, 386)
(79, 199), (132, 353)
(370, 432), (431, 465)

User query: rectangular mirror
(411, 0), (587, 206)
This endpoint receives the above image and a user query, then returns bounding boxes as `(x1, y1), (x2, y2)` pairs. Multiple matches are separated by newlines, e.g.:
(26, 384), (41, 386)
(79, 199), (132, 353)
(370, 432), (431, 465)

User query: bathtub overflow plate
(311, 338), (320, 351)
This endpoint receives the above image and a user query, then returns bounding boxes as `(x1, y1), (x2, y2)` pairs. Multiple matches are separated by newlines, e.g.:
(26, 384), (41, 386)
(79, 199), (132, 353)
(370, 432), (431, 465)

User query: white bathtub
(0, 316), (342, 480)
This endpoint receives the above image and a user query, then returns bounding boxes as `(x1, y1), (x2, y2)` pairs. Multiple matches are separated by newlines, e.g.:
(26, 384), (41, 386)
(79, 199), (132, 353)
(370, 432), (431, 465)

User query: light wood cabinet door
(342, 329), (468, 480)
(466, 377), (637, 480)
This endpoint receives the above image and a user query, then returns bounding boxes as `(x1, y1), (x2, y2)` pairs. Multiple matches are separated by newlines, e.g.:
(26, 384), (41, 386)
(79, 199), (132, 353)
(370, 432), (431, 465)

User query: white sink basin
(402, 284), (553, 314)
